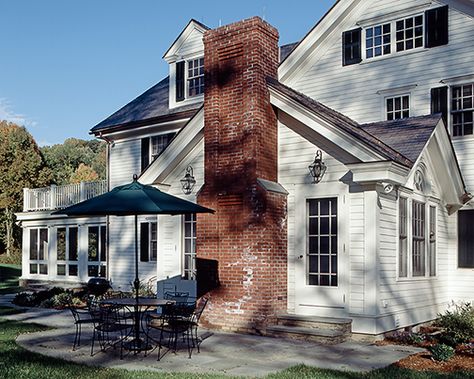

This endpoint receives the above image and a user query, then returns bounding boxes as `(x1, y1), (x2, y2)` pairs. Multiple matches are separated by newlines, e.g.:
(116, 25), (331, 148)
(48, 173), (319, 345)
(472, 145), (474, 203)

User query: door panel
(295, 194), (346, 313)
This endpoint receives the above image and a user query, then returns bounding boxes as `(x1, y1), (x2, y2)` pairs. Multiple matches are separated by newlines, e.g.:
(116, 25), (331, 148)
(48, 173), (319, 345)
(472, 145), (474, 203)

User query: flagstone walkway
(1, 296), (424, 377)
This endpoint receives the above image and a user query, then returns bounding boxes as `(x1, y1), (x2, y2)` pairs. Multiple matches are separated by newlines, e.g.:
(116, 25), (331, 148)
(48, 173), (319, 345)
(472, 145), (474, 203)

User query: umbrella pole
(134, 214), (140, 346)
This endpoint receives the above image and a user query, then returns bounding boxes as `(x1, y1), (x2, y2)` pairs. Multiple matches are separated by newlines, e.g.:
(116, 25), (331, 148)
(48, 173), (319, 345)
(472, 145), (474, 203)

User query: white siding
(109, 139), (141, 189)
(290, 1), (474, 190)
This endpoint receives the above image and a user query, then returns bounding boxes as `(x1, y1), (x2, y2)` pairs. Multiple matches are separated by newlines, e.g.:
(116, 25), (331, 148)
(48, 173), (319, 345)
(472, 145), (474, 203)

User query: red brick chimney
(197, 17), (288, 333)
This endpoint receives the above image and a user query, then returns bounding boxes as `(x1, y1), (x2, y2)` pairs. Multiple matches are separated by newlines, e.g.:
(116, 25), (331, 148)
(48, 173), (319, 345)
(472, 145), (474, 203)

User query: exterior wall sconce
(180, 166), (196, 195)
(308, 150), (327, 183)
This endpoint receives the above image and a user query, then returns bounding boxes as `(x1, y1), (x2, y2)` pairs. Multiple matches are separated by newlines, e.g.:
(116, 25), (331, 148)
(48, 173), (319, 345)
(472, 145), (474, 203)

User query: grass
(0, 308), (473, 379)
(0, 263), (21, 294)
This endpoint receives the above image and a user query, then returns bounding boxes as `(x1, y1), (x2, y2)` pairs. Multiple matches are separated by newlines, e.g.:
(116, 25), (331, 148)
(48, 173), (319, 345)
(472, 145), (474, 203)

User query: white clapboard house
(17, 0), (474, 338)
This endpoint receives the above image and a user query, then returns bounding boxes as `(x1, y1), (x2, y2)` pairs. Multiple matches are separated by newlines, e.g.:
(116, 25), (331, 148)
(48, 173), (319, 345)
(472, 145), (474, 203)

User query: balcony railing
(23, 180), (107, 212)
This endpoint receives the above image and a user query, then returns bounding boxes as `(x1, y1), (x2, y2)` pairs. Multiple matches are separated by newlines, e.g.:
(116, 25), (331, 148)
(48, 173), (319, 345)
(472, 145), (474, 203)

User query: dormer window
(188, 58), (204, 97)
(175, 57), (204, 103)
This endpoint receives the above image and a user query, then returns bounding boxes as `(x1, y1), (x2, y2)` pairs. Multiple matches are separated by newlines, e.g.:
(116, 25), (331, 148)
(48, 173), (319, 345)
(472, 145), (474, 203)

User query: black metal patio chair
(67, 301), (99, 351)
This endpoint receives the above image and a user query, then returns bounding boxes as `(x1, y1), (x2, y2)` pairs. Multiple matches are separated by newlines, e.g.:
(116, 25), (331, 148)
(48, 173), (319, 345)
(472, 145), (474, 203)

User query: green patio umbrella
(53, 175), (214, 350)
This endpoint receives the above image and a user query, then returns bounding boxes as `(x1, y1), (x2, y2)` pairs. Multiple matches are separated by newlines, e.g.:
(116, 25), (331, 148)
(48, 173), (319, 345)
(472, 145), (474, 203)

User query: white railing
(23, 180), (107, 212)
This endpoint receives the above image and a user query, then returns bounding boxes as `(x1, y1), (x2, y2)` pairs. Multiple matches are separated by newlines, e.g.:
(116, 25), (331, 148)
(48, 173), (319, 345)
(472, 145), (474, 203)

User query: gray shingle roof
(280, 42), (298, 62)
(360, 114), (441, 163)
(266, 77), (414, 167)
(90, 77), (201, 134)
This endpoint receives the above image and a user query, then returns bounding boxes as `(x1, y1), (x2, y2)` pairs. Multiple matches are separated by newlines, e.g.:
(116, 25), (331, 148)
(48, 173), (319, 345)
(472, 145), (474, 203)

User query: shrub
(437, 302), (474, 344)
(429, 343), (455, 361)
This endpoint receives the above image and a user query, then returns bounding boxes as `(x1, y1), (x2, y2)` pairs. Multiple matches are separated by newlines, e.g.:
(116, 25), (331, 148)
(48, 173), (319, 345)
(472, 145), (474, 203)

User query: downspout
(99, 132), (113, 282)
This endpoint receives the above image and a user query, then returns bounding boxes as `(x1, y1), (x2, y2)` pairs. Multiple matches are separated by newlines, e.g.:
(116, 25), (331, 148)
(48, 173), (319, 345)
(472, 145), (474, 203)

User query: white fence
(23, 180), (107, 211)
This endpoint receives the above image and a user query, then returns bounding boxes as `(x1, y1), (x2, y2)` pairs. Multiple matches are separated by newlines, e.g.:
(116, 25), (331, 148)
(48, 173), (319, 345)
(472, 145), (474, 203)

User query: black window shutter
(141, 137), (149, 172)
(140, 223), (149, 262)
(176, 61), (185, 102)
(458, 210), (474, 268)
(430, 86), (448, 124)
(425, 5), (449, 48)
(342, 28), (362, 66)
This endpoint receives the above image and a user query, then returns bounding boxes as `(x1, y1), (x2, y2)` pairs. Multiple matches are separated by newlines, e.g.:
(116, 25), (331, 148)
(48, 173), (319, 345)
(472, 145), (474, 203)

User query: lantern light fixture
(308, 150), (327, 184)
(180, 166), (196, 195)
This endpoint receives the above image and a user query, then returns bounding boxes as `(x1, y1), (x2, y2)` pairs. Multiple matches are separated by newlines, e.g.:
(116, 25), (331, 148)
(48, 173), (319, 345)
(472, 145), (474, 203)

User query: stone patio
(1, 296), (424, 377)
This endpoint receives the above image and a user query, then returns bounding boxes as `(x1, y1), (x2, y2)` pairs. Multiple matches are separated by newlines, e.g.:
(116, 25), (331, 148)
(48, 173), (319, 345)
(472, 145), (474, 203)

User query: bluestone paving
(1, 297), (425, 377)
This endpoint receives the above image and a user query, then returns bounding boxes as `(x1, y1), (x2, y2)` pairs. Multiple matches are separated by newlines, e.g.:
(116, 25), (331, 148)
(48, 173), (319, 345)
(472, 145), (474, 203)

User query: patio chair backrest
(192, 297), (209, 324)
(164, 291), (189, 304)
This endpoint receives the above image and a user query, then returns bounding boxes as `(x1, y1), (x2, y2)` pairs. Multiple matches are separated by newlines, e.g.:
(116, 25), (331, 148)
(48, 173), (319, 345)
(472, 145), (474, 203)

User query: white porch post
(50, 184), (57, 210)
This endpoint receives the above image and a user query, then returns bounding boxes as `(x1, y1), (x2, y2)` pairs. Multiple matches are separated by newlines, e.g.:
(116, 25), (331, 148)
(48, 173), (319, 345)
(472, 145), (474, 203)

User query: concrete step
(265, 324), (349, 344)
(276, 314), (352, 333)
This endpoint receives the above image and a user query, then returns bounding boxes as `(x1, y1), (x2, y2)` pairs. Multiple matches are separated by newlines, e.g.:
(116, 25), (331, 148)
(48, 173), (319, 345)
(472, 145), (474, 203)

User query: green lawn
(0, 264), (21, 294)
(0, 307), (472, 379)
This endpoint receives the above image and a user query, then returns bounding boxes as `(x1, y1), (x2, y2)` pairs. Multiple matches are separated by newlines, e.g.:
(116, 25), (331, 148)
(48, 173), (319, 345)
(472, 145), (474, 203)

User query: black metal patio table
(101, 297), (174, 352)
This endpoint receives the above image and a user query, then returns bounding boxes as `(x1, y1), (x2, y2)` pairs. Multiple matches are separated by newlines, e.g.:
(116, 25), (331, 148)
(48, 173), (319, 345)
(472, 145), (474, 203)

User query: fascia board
(279, 0), (361, 83)
(347, 161), (409, 184)
(15, 212), (105, 223)
(139, 108), (204, 185)
(99, 119), (188, 142)
(269, 88), (383, 162)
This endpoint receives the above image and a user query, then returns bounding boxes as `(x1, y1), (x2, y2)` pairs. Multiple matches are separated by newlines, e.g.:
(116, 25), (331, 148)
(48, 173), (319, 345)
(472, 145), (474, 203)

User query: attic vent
(218, 43), (243, 60)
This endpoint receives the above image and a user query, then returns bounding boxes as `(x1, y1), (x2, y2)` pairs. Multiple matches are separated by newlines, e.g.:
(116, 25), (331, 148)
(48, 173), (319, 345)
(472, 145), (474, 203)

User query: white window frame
(150, 132), (176, 161)
(451, 82), (474, 137)
(169, 54), (204, 109)
(362, 12), (425, 62)
(182, 213), (196, 280)
(56, 226), (79, 277)
(187, 57), (204, 98)
(29, 227), (49, 276)
(385, 94), (410, 120)
(87, 225), (107, 278)
(397, 195), (437, 280)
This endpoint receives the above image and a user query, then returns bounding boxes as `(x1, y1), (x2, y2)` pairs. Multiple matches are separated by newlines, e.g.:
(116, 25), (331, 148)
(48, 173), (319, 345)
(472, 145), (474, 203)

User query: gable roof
(360, 114), (441, 163)
(267, 76), (413, 167)
(163, 19), (209, 61)
(90, 77), (200, 134)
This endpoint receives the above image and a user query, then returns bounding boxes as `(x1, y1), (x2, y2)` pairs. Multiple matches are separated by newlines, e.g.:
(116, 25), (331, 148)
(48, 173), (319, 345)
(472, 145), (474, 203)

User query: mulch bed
(395, 351), (474, 373)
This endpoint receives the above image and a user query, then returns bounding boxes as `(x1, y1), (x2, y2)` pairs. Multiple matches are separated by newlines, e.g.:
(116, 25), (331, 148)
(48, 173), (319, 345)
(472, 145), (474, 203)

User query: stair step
(265, 325), (349, 344)
(276, 314), (352, 333)
(277, 314), (352, 325)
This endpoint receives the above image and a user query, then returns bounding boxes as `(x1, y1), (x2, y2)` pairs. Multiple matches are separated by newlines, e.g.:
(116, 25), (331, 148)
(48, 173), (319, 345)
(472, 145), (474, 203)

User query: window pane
(69, 227), (78, 261)
(30, 264), (37, 274)
(39, 228), (48, 260)
(57, 228), (66, 261)
(30, 229), (38, 260)
(412, 201), (426, 276)
(39, 264), (48, 275)
(88, 226), (99, 261)
(458, 210), (474, 268)
(69, 264), (78, 276)
(88, 265), (98, 277)
(57, 264), (66, 276)
(100, 226), (106, 262)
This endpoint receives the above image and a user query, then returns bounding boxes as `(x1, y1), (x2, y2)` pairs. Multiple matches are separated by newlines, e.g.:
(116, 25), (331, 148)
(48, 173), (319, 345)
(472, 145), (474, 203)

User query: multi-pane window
(151, 133), (176, 160)
(56, 227), (78, 277)
(429, 206), (436, 277)
(29, 228), (48, 275)
(88, 226), (106, 277)
(399, 198), (408, 278)
(452, 84), (474, 137)
(412, 201), (426, 277)
(188, 58), (204, 97)
(140, 222), (157, 262)
(399, 198), (436, 278)
(396, 15), (424, 52)
(366, 24), (391, 58)
(183, 214), (197, 280)
(386, 95), (410, 120)
(307, 198), (338, 287)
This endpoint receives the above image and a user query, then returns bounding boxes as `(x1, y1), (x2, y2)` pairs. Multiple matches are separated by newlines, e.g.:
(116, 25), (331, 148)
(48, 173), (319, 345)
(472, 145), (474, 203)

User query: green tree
(69, 163), (99, 183)
(0, 121), (51, 256)
(41, 138), (106, 185)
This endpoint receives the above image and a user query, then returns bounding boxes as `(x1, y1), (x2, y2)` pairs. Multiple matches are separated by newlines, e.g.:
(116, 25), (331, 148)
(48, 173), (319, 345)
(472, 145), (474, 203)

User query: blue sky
(0, 0), (335, 146)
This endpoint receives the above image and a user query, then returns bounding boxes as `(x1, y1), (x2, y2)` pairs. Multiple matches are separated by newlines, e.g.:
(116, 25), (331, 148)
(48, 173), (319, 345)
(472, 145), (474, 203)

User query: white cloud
(0, 98), (37, 128)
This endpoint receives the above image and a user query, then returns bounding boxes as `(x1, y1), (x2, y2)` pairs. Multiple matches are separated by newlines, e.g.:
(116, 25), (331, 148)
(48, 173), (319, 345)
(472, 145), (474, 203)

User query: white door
(295, 193), (347, 314)
(157, 215), (182, 280)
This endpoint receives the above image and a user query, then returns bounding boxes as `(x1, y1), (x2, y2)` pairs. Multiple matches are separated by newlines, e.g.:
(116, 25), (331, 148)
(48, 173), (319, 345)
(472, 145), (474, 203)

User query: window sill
(451, 134), (474, 142)
(396, 276), (438, 282)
